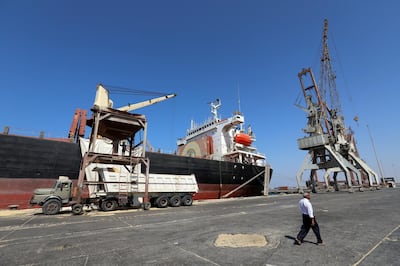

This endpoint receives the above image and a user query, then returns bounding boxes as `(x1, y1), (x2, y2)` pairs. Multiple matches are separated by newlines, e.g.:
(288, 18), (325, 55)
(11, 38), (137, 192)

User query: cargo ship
(0, 86), (271, 209)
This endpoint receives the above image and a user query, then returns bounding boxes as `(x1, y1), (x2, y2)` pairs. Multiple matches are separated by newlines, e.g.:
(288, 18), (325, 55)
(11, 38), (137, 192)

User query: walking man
(294, 192), (323, 245)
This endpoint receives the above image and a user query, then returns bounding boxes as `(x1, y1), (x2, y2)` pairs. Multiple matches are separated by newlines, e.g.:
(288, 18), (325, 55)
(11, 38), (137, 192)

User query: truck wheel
(181, 195), (193, 206)
(143, 201), (151, 210)
(155, 196), (169, 208)
(101, 199), (117, 211)
(72, 204), (83, 215)
(169, 195), (181, 207)
(42, 199), (61, 215)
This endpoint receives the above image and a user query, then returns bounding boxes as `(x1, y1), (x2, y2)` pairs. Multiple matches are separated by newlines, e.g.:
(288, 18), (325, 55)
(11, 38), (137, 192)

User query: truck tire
(143, 201), (151, 210)
(155, 196), (169, 208)
(181, 195), (193, 206)
(169, 195), (181, 207)
(101, 199), (117, 211)
(42, 199), (61, 215)
(72, 204), (83, 215)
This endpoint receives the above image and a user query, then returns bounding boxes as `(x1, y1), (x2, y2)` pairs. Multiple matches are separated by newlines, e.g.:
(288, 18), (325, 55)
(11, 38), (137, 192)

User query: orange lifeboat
(234, 133), (252, 146)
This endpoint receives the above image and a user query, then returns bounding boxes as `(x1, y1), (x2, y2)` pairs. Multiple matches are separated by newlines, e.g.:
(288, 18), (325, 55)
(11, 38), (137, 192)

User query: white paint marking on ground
(177, 246), (221, 266)
(255, 203), (276, 206)
(353, 224), (400, 266)
(83, 255), (89, 266)
(0, 215), (35, 241)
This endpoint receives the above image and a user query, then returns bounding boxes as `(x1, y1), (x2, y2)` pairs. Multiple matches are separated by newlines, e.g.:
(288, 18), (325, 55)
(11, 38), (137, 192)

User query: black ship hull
(0, 134), (269, 209)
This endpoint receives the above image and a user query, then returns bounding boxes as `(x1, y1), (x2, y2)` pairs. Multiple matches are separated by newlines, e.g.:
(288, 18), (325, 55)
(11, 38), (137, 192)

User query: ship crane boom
(320, 19), (342, 116)
(94, 84), (176, 112)
(117, 93), (176, 112)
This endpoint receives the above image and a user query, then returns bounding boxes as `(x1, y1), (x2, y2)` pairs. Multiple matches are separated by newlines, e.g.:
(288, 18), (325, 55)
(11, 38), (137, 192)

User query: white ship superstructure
(177, 99), (266, 166)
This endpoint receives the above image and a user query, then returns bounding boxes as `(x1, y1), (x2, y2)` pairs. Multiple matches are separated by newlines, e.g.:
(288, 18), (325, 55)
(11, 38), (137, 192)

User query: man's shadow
(285, 235), (318, 245)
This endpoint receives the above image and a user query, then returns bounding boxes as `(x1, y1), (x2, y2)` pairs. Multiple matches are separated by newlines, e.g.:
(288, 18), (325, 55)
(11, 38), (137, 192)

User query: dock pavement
(0, 187), (399, 265)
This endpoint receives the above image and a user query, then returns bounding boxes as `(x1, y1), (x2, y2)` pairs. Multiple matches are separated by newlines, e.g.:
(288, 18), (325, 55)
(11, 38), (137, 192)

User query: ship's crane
(90, 83), (176, 151)
(68, 108), (87, 143)
(68, 84), (176, 143)
(94, 84), (176, 112)
(295, 19), (380, 193)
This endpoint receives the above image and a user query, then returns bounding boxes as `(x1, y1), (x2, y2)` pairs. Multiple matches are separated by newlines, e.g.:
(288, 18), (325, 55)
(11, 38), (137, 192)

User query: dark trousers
(296, 214), (322, 242)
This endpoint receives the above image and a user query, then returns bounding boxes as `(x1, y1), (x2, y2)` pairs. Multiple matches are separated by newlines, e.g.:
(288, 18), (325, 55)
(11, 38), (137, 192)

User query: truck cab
(381, 177), (396, 188)
(30, 176), (73, 215)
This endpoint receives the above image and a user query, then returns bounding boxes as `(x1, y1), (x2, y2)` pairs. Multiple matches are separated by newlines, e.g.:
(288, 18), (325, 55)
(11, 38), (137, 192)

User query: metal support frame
(348, 152), (380, 186)
(296, 145), (367, 193)
(73, 106), (150, 209)
(263, 165), (271, 196)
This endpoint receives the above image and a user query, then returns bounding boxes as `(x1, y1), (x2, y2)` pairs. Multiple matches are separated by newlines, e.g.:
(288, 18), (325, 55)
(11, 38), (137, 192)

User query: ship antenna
(237, 82), (241, 113)
(237, 83), (243, 131)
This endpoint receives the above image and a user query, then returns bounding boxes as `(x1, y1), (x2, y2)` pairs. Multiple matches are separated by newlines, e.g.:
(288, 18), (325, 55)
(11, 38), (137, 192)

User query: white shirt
(299, 198), (314, 218)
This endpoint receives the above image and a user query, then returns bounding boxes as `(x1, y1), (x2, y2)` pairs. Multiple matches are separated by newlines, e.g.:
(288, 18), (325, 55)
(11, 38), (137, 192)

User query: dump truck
(30, 171), (198, 215)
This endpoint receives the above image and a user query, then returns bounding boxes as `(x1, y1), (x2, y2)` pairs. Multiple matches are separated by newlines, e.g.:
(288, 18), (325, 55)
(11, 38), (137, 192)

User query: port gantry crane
(295, 19), (380, 193)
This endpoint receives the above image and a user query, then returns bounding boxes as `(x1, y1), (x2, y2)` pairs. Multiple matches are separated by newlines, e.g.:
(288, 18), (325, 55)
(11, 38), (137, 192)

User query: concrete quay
(0, 188), (399, 265)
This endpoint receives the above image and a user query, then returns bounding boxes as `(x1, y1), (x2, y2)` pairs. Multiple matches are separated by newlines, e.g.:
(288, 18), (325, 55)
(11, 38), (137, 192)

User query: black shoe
(294, 239), (302, 245)
(317, 241), (324, 245)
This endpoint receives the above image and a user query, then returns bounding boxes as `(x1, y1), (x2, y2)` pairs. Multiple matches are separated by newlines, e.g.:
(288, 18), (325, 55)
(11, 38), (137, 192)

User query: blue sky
(1, 1), (399, 187)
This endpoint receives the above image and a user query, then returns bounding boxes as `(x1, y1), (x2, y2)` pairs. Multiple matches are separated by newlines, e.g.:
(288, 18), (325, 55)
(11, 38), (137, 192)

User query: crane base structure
(296, 142), (380, 193)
